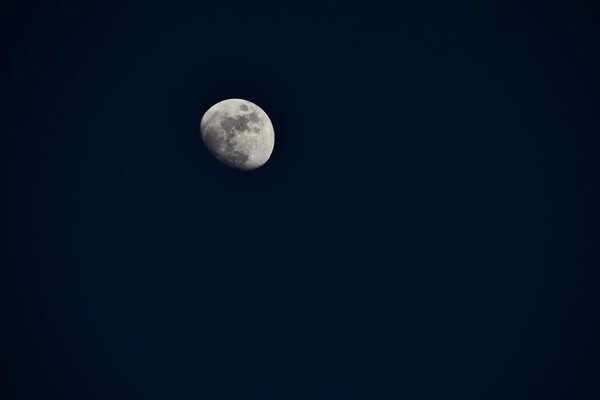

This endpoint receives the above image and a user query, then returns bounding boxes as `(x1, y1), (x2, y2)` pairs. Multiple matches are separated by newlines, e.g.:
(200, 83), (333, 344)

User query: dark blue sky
(2, 1), (599, 399)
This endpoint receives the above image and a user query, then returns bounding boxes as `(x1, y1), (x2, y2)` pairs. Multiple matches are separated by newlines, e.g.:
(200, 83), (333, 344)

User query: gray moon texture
(200, 98), (275, 170)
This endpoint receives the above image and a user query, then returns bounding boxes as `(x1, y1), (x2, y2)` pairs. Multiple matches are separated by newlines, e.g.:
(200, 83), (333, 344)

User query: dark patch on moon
(219, 117), (234, 131)
(234, 115), (249, 131)
(220, 115), (250, 132)
(239, 104), (248, 111)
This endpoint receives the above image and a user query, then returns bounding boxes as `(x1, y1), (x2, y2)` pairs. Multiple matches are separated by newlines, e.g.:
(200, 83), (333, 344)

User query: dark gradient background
(1, 1), (599, 399)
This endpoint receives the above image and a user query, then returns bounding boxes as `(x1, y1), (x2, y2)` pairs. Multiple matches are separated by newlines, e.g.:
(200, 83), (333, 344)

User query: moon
(200, 98), (275, 170)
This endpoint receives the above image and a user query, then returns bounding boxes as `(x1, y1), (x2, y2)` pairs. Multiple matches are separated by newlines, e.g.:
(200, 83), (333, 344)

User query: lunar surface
(200, 98), (275, 170)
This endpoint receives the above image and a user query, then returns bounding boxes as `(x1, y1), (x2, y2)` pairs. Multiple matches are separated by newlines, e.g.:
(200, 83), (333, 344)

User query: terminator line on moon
(200, 99), (275, 170)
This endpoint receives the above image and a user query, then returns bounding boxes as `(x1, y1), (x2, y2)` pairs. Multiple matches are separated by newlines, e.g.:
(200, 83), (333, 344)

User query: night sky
(2, 1), (599, 399)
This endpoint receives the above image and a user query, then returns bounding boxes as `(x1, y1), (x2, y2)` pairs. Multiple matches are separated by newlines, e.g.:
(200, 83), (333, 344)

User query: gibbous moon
(200, 98), (275, 170)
